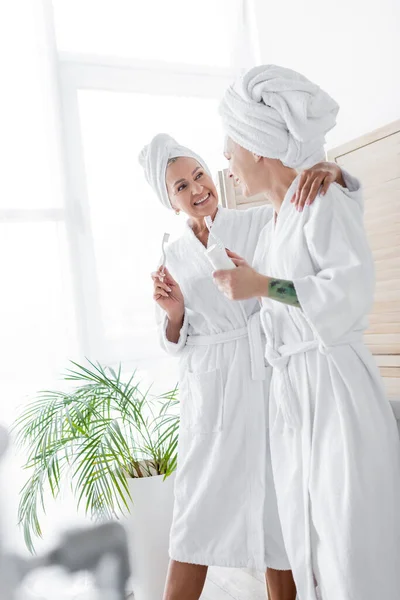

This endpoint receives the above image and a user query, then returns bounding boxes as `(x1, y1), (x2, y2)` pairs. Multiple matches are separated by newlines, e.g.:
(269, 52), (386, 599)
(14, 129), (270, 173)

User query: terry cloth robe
(253, 177), (400, 599)
(157, 205), (290, 570)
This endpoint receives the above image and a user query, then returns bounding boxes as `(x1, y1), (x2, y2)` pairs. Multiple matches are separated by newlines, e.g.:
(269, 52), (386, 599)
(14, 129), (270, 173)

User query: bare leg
(163, 559), (208, 600)
(265, 568), (297, 600)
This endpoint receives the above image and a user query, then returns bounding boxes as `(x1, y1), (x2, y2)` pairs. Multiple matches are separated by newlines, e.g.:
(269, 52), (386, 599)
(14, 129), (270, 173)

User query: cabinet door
(328, 120), (400, 399)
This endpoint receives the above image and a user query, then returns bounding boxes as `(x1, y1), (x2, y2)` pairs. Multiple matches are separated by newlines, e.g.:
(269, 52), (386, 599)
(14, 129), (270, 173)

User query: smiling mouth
(194, 192), (211, 206)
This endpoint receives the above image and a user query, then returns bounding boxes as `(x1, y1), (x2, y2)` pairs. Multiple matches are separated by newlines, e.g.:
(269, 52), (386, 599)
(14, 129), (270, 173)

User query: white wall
(251, 0), (400, 148)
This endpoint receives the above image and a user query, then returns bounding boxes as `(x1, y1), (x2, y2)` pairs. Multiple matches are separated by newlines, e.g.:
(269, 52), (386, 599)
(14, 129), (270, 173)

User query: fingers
(155, 280), (172, 293)
(152, 266), (175, 286)
(291, 171), (307, 206)
(152, 271), (168, 285)
(296, 175), (314, 210)
(226, 249), (243, 260)
(293, 170), (334, 211)
(213, 276), (226, 295)
(153, 285), (170, 298)
(213, 269), (226, 282)
(304, 176), (324, 206)
(226, 249), (246, 266)
(230, 257), (245, 267)
(320, 174), (334, 196)
(213, 268), (237, 283)
(158, 266), (166, 282)
(152, 276), (172, 299)
(161, 266), (175, 278)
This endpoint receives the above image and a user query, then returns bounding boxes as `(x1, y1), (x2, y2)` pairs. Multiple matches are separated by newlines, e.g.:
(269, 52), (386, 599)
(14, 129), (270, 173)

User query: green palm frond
(13, 360), (179, 553)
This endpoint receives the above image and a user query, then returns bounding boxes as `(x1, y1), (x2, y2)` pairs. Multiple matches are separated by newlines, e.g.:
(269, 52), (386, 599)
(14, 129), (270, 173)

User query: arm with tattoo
(267, 278), (301, 308)
(212, 251), (303, 306)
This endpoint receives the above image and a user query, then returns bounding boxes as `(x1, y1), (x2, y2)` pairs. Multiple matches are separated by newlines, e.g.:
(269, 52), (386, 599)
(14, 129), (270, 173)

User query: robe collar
(183, 205), (227, 245)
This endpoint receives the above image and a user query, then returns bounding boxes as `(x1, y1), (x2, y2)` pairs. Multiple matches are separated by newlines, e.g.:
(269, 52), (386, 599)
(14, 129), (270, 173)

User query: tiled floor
(200, 567), (268, 600)
(128, 567), (269, 599)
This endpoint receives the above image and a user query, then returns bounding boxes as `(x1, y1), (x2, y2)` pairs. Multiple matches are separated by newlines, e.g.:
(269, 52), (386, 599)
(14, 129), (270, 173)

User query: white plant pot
(124, 471), (176, 600)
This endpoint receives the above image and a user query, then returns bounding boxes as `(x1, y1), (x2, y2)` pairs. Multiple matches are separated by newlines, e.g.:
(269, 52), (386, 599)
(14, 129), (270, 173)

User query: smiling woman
(140, 134), (293, 595)
(166, 158), (219, 217)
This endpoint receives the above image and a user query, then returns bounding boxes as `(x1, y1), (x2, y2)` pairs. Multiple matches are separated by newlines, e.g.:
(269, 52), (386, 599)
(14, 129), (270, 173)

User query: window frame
(58, 53), (237, 363)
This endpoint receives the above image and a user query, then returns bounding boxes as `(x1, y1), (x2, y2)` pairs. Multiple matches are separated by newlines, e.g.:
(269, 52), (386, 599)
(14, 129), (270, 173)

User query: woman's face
(165, 157), (218, 219)
(224, 137), (271, 198)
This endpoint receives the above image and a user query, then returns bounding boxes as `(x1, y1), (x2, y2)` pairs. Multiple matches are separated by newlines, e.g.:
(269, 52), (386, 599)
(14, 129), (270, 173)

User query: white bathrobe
(157, 205), (290, 570)
(254, 179), (400, 599)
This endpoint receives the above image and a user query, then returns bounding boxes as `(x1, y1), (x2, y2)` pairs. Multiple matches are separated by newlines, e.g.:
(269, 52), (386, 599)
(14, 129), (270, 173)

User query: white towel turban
(138, 133), (212, 210)
(219, 65), (339, 169)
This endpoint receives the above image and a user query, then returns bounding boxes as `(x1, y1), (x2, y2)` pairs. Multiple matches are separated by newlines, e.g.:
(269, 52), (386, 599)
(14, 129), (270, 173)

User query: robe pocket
(182, 369), (224, 433)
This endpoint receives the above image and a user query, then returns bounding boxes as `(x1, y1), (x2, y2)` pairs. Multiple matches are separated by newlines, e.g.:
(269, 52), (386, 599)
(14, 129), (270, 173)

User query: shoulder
(305, 183), (363, 224)
(302, 184), (366, 249)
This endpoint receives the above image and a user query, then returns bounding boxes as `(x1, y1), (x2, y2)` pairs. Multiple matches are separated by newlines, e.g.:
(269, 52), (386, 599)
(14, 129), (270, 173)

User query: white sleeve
(293, 186), (374, 347)
(156, 303), (189, 356)
(336, 168), (363, 211)
(341, 168), (360, 193)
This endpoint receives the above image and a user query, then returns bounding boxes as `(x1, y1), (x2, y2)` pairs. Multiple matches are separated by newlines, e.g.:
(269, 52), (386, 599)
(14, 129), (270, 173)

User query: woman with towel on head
(214, 64), (400, 600)
(139, 133), (356, 600)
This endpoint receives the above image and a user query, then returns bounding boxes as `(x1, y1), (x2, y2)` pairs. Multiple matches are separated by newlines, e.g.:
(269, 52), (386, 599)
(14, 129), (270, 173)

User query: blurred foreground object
(0, 424), (131, 600)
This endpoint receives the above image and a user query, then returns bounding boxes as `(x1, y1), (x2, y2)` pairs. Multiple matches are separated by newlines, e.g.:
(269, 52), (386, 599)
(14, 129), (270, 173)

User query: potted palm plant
(13, 360), (180, 600)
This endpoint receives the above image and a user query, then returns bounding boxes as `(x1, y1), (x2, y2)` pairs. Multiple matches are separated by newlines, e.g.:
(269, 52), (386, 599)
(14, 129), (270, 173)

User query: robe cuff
(338, 168), (363, 211)
(160, 310), (189, 355)
(341, 168), (360, 193)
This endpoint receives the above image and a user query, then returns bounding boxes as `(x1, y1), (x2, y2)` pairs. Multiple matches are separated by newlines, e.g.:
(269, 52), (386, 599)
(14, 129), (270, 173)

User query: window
(2, 0), (253, 395)
(52, 0), (241, 67)
(77, 90), (225, 364)
(55, 0), (243, 374)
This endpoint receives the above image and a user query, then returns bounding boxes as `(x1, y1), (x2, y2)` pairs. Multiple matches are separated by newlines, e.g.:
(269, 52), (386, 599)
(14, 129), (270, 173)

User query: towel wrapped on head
(219, 65), (339, 169)
(138, 133), (211, 210)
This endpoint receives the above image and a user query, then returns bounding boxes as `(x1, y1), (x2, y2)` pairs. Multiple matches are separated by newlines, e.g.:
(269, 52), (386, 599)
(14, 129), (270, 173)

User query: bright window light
(52, 0), (240, 66)
(78, 89), (226, 353)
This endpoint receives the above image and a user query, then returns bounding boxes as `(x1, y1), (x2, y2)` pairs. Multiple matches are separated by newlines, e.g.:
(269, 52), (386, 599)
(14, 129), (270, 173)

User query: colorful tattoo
(268, 278), (301, 308)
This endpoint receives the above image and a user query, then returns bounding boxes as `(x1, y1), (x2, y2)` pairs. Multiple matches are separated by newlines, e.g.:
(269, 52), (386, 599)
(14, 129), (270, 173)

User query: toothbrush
(160, 232), (170, 281)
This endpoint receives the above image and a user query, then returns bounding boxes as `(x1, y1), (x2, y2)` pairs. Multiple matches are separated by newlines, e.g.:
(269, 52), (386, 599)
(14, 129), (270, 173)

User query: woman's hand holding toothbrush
(152, 266), (184, 325)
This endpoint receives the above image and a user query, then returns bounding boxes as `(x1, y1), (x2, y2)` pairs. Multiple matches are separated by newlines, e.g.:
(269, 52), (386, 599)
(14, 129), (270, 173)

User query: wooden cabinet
(328, 120), (400, 399)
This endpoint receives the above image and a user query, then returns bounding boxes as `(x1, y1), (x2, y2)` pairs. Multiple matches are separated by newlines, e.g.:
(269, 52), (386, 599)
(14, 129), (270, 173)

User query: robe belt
(185, 312), (266, 381)
(261, 310), (364, 429)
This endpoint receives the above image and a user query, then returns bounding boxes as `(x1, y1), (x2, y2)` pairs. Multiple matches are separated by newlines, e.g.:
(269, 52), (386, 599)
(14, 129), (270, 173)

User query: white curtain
(0, 2), (256, 592)
(0, 1), (77, 423)
(0, 1), (80, 564)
